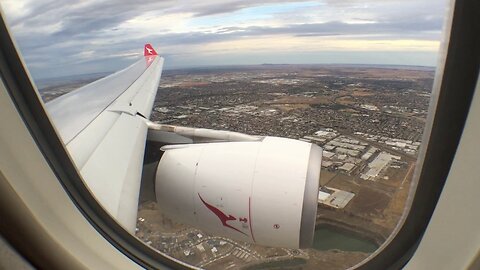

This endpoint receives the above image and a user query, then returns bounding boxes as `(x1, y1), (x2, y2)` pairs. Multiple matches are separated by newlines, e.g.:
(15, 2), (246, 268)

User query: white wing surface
(46, 44), (164, 232)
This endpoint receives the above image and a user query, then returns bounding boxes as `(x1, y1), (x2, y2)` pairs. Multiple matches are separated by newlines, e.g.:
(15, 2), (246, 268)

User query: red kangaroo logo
(198, 193), (246, 236)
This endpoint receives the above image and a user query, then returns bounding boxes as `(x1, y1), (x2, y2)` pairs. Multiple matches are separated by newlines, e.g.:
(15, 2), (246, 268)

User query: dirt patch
(339, 108), (359, 113)
(268, 96), (331, 105)
(326, 174), (361, 194)
(319, 170), (337, 186)
(352, 90), (375, 97)
(376, 163), (416, 228)
(271, 103), (311, 111)
(336, 96), (356, 105)
(136, 201), (190, 234)
(348, 186), (390, 216)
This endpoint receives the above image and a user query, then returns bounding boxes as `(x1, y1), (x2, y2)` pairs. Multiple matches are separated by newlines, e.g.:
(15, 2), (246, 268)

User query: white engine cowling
(155, 136), (322, 248)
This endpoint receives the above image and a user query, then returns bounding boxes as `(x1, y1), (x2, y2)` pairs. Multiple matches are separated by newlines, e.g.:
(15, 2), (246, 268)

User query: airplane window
(0, 0), (451, 269)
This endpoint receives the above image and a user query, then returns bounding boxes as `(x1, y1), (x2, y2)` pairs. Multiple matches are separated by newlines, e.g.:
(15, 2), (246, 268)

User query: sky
(0, 0), (449, 79)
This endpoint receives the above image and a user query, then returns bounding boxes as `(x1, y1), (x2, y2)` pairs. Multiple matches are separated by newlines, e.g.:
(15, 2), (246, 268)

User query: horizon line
(35, 62), (436, 82)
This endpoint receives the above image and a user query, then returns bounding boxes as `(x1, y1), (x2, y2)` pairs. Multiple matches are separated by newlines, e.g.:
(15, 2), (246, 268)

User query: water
(312, 226), (379, 253)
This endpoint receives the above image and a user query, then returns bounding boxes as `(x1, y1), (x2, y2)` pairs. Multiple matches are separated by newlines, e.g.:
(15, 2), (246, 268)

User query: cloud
(0, 0), (447, 79)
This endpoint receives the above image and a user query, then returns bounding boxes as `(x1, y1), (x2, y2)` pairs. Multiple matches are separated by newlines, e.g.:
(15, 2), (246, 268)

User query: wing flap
(79, 113), (147, 232)
(66, 111), (120, 169)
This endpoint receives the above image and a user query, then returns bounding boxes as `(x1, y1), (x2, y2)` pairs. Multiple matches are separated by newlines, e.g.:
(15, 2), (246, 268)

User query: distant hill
(35, 63), (435, 90)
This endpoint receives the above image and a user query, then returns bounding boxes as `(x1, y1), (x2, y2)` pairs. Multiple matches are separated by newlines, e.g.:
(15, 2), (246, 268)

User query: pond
(312, 226), (379, 253)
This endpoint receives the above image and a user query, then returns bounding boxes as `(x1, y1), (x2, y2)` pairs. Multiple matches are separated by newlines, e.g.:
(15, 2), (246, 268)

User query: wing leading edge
(46, 44), (164, 232)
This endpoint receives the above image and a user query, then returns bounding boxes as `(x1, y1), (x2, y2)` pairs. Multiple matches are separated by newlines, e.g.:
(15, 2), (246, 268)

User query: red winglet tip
(144, 43), (158, 56)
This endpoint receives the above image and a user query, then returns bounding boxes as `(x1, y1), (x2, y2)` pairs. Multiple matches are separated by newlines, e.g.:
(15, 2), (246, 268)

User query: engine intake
(155, 136), (322, 248)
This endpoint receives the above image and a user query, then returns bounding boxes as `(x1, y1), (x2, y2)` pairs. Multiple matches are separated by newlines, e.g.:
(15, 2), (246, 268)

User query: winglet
(144, 44), (158, 56)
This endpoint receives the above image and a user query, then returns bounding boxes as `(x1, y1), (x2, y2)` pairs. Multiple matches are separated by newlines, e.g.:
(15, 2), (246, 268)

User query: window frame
(0, 10), (190, 270)
(0, 0), (478, 269)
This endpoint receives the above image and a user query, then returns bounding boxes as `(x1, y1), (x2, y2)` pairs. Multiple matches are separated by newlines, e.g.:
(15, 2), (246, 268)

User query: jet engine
(155, 136), (322, 248)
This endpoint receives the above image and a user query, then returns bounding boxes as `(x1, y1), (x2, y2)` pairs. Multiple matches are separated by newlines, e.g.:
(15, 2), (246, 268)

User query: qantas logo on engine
(198, 193), (247, 236)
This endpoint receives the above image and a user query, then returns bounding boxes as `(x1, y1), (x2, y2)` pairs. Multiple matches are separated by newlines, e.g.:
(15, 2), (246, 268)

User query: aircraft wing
(46, 44), (164, 232)
(44, 44), (320, 248)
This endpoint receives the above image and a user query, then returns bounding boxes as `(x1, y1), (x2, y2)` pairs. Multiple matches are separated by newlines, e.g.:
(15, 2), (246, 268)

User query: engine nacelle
(155, 137), (321, 248)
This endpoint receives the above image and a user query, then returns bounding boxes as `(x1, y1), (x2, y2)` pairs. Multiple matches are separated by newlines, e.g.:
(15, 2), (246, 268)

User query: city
(139, 64), (432, 269)
(39, 64), (433, 270)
